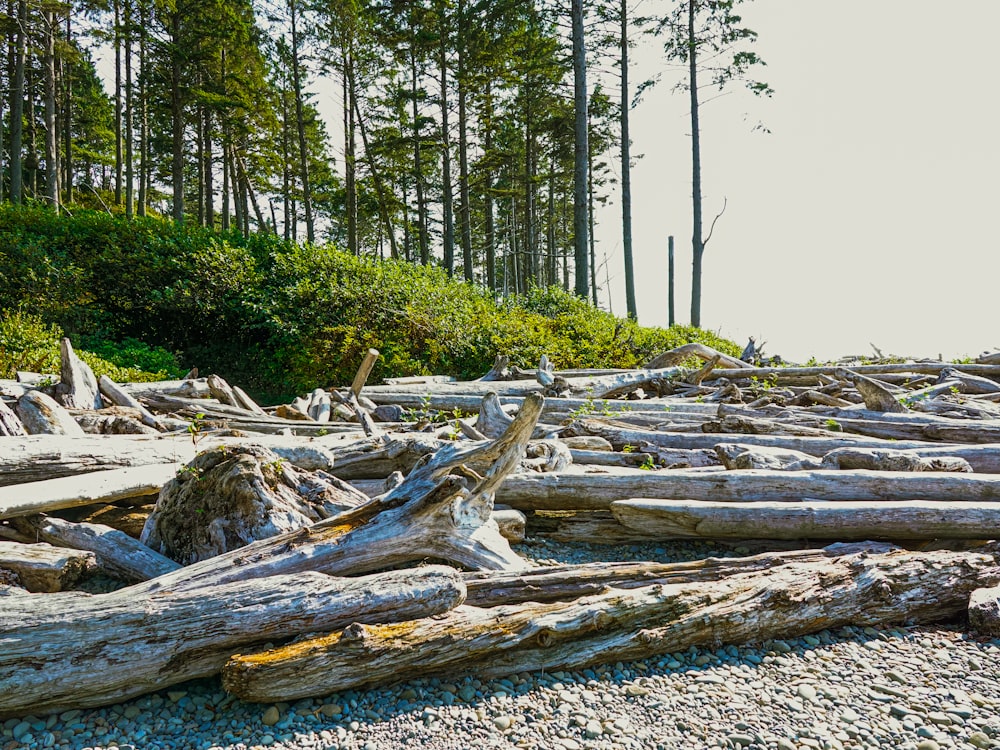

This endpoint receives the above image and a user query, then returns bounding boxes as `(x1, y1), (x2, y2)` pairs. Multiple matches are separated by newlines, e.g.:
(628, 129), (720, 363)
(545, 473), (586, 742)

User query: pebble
(7, 539), (1000, 750)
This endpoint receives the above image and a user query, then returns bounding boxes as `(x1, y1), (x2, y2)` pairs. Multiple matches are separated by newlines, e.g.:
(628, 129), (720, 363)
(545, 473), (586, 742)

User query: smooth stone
(916, 741), (940, 750)
(969, 732), (992, 748)
(625, 685), (649, 697)
(727, 734), (753, 747)
(320, 704), (342, 718)
(262, 706), (281, 726)
(584, 720), (603, 739)
(494, 716), (512, 731)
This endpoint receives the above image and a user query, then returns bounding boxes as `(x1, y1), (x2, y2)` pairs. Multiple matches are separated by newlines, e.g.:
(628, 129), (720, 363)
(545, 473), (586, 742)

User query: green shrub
(0, 308), (62, 378)
(0, 205), (740, 402)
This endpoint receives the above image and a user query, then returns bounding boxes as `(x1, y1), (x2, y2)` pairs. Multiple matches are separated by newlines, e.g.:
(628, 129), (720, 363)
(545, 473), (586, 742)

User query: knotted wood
(222, 548), (998, 702)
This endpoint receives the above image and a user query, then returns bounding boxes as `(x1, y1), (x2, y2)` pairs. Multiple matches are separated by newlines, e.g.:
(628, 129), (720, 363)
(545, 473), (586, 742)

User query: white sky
(600, 0), (1000, 362)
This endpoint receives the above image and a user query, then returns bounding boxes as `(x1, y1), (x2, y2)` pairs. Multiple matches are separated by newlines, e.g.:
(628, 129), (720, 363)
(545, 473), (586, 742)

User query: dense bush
(0, 206), (738, 402)
(0, 308), (183, 382)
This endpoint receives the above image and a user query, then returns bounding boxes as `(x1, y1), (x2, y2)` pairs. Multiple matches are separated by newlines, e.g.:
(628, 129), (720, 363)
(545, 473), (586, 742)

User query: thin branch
(703, 196), (727, 248)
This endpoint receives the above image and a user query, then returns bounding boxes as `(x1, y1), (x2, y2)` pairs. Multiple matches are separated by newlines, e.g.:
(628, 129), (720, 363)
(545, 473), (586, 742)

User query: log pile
(3, 341), (1000, 718)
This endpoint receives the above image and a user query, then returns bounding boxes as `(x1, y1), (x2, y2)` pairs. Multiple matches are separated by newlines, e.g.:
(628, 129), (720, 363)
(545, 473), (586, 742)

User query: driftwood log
(140, 444), (369, 564)
(0, 398), (26, 436)
(55, 338), (102, 410)
(16, 390), (85, 436)
(221, 547), (999, 702)
(611, 498), (1000, 541)
(0, 565), (465, 718)
(0, 464), (179, 521)
(495, 467), (1000, 511)
(11, 515), (180, 581)
(0, 540), (96, 592)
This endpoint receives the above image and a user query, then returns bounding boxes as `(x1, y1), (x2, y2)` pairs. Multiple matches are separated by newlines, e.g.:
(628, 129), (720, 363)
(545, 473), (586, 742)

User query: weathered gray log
(977, 351), (1000, 366)
(307, 388), (332, 422)
(232, 386), (267, 415)
(0, 398), (25, 436)
(0, 464), (178, 520)
(0, 565), (465, 718)
(703, 414), (837, 438)
(496, 466), (1000, 511)
(819, 447), (973, 473)
(325, 434), (449, 480)
(0, 540), (96, 592)
(207, 374), (241, 407)
(565, 419), (1000, 469)
(477, 355), (511, 382)
(16, 390), (86, 435)
(351, 348), (380, 398)
(55, 338), (103, 410)
(612, 497), (1000, 540)
(461, 542), (894, 607)
(141, 445), (369, 564)
(937, 368), (1000, 395)
(643, 342), (752, 371)
(701, 362), (1000, 384)
(492, 507), (526, 543)
(120, 377), (213, 399)
(98, 375), (166, 430)
(715, 443), (822, 471)
(12, 515), (180, 582)
(833, 368), (907, 413)
(221, 547), (998, 702)
(74, 410), (160, 435)
(968, 585), (1000, 636)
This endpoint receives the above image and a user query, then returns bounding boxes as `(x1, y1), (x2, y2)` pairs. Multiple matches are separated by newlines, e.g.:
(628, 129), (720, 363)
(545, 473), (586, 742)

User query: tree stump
(140, 444), (369, 564)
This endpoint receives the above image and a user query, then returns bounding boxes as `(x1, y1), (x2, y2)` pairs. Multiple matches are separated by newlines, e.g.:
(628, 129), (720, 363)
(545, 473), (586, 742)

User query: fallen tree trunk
(11, 515), (180, 582)
(3, 435), (178, 490)
(495, 466), (1000, 511)
(98, 375), (166, 431)
(0, 565), (465, 719)
(461, 542), (893, 607)
(0, 464), (179, 520)
(611, 498), (1000, 541)
(221, 547), (999, 702)
(565, 419), (1000, 470)
(0, 540), (96, 592)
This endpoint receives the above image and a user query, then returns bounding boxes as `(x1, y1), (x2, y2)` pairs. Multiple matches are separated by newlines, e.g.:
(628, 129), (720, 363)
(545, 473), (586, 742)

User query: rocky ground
(4, 539), (1000, 750)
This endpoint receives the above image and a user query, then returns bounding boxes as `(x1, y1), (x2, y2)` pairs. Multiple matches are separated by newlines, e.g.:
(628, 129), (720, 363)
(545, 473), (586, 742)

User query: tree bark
(221, 547), (999, 702)
(0, 566), (465, 718)
(571, 0), (589, 299)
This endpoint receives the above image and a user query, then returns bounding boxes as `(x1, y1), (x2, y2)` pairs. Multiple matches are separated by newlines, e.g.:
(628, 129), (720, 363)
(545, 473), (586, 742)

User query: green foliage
(0, 307), (175, 382)
(0, 309), (62, 377)
(0, 206), (741, 402)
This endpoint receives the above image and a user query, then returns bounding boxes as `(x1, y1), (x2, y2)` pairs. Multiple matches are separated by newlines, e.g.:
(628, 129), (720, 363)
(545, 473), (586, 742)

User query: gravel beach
(5, 539), (1000, 750)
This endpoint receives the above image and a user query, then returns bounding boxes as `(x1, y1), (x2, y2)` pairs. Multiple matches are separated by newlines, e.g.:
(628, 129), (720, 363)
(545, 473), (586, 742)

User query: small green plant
(824, 418), (842, 432)
(187, 413), (206, 445)
(622, 444), (636, 454)
(639, 455), (657, 471)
